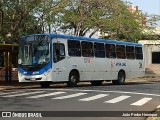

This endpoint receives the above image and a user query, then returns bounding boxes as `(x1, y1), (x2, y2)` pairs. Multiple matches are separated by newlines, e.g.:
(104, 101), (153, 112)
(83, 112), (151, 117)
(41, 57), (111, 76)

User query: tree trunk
(89, 28), (98, 38)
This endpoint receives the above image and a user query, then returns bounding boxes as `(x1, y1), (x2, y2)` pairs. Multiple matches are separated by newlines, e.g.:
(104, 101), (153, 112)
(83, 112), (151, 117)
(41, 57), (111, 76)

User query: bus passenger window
(135, 47), (143, 60)
(116, 45), (126, 59)
(106, 44), (116, 58)
(81, 41), (94, 57)
(53, 43), (65, 63)
(94, 43), (105, 58)
(68, 40), (81, 56)
(126, 46), (135, 59)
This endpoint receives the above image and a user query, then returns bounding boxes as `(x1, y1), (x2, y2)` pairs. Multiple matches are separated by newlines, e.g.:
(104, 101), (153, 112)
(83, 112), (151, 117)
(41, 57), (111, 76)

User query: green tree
(1, 0), (155, 43)
(34, 0), (68, 34)
(142, 14), (160, 40)
(0, 0), (69, 44)
(0, 0), (42, 44)
(125, 1), (160, 40)
(59, 0), (143, 41)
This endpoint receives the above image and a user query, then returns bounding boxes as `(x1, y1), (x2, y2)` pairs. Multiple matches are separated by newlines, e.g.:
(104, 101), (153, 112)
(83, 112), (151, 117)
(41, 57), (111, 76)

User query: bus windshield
(18, 35), (50, 66)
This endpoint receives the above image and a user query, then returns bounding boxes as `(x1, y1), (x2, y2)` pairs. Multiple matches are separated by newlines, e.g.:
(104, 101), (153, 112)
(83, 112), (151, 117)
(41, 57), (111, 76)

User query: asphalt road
(0, 81), (160, 120)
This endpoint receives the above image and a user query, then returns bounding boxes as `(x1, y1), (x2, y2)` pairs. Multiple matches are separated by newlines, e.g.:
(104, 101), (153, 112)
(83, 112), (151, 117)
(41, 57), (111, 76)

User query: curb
(146, 105), (160, 120)
(0, 75), (160, 91)
(0, 86), (40, 90)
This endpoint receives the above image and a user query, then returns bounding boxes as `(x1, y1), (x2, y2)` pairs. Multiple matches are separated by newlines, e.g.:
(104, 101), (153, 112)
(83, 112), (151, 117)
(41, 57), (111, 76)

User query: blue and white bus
(18, 34), (145, 88)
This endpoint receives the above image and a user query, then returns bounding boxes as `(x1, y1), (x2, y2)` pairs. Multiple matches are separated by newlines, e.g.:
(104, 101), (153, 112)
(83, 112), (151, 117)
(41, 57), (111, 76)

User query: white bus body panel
(18, 37), (145, 83)
(50, 38), (145, 82)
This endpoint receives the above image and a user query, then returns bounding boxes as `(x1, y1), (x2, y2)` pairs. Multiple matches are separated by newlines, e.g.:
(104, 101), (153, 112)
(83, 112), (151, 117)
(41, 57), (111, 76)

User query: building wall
(139, 40), (160, 65)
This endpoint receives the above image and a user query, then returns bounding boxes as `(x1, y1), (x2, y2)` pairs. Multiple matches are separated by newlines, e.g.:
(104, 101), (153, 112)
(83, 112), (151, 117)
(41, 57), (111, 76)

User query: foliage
(0, 0), (159, 44)
(142, 14), (160, 40)
(0, 0), (42, 43)
(60, 0), (143, 41)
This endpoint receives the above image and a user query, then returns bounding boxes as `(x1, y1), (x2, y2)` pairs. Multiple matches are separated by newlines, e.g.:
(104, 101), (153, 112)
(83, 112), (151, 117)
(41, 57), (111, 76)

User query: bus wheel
(112, 71), (125, 85)
(90, 81), (103, 86)
(67, 72), (78, 87)
(40, 82), (50, 88)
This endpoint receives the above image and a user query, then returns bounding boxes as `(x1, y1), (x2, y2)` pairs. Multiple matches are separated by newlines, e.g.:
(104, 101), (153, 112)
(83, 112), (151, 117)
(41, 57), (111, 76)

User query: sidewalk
(0, 80), (40, 90)
(0, 74), (160, 90)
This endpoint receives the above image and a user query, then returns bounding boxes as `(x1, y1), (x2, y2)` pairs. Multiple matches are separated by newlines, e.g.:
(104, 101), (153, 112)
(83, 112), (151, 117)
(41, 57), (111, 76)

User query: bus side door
(52, 40), (67, 81)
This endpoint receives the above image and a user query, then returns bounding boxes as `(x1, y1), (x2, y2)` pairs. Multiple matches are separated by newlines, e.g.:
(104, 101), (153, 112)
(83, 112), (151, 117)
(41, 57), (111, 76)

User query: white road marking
(0, 91), (24, 95)
(27, 92), (66, 98)
(2, 91), (45, 97)
(157, 105), (160, 109)
(52, 93), (87, 99)
(79, 94), (108, 101)
(29, 89), (160, 97)
(131, 97), (152, 106)
(104, 95), (131, 103)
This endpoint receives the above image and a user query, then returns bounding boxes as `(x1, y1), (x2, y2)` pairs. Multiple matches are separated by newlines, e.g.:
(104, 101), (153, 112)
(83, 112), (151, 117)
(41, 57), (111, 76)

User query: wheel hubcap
(71, 75), (76, 83)
(119, 74), (124, 82)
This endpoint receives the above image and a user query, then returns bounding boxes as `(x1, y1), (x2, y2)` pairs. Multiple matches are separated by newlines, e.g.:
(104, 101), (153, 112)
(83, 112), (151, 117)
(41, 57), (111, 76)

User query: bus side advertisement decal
(115, 62), (126, 67)
(111, 61), (126, 68)
(84, 58), (92, 64)
(139, 62), (143, 69)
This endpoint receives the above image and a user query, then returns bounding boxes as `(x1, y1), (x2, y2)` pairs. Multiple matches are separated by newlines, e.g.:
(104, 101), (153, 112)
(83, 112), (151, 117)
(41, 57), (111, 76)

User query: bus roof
(23, 33), (142, 47)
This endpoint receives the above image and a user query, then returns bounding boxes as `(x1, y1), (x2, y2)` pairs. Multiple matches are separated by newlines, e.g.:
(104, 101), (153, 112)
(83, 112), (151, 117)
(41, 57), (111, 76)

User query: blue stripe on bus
(18, 62), (52, 75)
(49, 34), (142, 47)
(21, 34), (142, 47)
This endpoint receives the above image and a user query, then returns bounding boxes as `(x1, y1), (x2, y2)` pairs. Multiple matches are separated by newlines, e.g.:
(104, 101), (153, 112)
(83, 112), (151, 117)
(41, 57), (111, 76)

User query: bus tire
(90, 81), (103, 86)
(112, 71), (125, 85)
(40, 82), (50, 88)
(67, 71), (79, 87)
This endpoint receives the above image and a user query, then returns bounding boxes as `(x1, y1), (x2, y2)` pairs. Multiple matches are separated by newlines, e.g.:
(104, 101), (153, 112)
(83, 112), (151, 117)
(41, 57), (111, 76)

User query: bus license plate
(30, 78), (36, 81)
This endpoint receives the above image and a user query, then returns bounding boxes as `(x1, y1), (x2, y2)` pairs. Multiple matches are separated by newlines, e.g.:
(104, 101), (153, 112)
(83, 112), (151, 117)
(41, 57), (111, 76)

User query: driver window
(53, 43), (65, 63)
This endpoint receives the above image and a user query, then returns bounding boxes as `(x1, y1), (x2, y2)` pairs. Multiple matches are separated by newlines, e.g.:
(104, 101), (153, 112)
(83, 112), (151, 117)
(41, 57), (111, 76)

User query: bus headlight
(18, 72), (23, 77)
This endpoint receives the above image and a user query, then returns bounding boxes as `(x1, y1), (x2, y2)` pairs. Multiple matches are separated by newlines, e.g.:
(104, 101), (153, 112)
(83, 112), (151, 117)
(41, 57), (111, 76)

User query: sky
(123, 0), (160, 15)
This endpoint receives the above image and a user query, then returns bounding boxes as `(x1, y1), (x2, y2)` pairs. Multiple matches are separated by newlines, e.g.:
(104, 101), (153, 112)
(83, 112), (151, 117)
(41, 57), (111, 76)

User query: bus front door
(52, 41), (67, 82)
